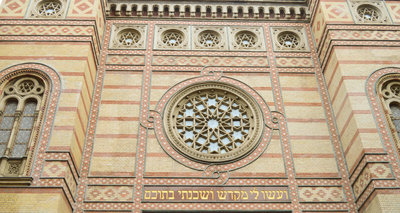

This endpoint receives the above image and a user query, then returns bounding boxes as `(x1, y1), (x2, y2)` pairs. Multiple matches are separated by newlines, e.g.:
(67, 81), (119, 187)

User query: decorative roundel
(163, 82), (264, 163)
(162, 29), (184, 47)
(277, 31), (300, 49)
(118, 28), (141, 47)
(357, 4), (381, 22)
(198, 30), (221, 48)
(235, 31), (257, 48)
(36, 0), (63, 17)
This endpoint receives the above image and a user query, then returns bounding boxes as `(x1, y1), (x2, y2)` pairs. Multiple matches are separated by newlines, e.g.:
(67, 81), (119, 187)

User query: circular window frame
(161, 29), (185, 47)
(162, 81), (264, 164)
(198, 30), (222, 48)
(117, 28), (142, 47)
(356, 4), (382, 23)
(234, 30), (258, 48)
(277, 31), (301, 50)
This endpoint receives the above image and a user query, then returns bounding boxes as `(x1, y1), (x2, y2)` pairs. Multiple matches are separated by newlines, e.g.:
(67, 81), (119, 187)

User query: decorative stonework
(352, 163), (394, 198)
(349, 1), (390, 24)
(27, 0), (69, 19)
(298, 186), (346, 202)
(152, 55), (269, 67)
(229, 27), (265, 51)
(85, 185), (133, 202)
(154, 25), (189, 50)
(163, 82), (264, 163)
(271, 27), (309, 52)
(110, 24), (147, 49)
(193, 27), (227, 50)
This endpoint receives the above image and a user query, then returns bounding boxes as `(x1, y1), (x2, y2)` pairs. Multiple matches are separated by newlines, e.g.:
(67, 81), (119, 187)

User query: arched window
(379, 77), (400, 151)
(0, 76), (45, 176)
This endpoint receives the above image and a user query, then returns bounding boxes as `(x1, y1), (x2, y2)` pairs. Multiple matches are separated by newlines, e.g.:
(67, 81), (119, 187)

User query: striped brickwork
(0, 0), (399, 212)
(312, 0), (400, 211)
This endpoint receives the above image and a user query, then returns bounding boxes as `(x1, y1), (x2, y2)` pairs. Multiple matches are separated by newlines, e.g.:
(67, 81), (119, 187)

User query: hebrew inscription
(143, 186), (290, 202)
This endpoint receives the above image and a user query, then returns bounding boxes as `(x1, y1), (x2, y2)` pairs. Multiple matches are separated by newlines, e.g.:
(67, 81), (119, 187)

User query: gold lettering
(250, 188), (259, 200)
(200, 191), (209, 200)
(217, 191), (227, 200)
(261, 191), (266, 199)
(168, 191), (174, 199)
(267, 191), (275, 200)
(151, 191), (157, 199)
(241, 191), (249, 200)
(234, 191), (240, 201)
(144, 191), (151, 200)
(193, 191), (199, 199)
(277, 191), (283, 199)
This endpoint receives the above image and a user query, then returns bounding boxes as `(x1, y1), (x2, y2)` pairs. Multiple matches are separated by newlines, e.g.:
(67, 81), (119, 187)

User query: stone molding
(106, 1), (310, 21)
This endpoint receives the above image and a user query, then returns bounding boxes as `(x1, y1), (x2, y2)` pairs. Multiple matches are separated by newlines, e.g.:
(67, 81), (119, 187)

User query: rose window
(277, 32), (300, 49)
(357, 5), (380, 22)
(118, 29), (141, 47)
(37, 0), (62, 17)
(162, 30), (184, 47)
(198, 31), (221, 48)
(235, 31), (257, 48)
(163, 82), (263, 163)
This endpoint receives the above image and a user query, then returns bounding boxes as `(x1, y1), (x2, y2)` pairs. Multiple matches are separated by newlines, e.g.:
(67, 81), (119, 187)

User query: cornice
(106, 0), (310, 21)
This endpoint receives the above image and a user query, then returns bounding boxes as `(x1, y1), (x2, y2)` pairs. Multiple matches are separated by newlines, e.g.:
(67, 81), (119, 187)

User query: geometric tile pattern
(85, 185), (133, 202)
(42, 161), (77, 196)
(0, 25), (94, 36)
(387, 2), (400, 23)
(70, 0), (94, 16)
(275, 57), (313, 68)
(0, 0), (29, 18)
(323, 2), (352, 22)
(353, 163), (393, 198)
(106, 55), (145, 65)
(330, 30), (400, 41)
(298, 186), (346, 202)
(152, 55), (269, 67)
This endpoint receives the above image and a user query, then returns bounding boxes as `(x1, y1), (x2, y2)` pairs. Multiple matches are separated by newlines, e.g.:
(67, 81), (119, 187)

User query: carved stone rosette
(271, 27), (309, 52)
(349, 0), (391, 24)
(27, 0), (69, 19)
(154, 25), (189, 50)
(110, 24), (147, 49)
(163, 82), (264, 163)
(229, 26), (265, 51)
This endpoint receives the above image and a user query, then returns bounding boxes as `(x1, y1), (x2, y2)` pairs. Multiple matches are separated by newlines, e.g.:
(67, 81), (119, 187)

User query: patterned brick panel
(68, 0), (95, 17)
(85, 186), (133, 202)
(0, 0), (29, 18)
(353, 163), (394, 198)
(323, 2), (352, 23)
(387, 1), (400, 23)
(42, 161), (77, 196)
(0, 25), (94, 36)
(106, 55), (145, 65)
(275, 57), (314, 68)
(298, 186), (346, 202)
(330, 30), (400, 41)
(152, 55), (269, 67)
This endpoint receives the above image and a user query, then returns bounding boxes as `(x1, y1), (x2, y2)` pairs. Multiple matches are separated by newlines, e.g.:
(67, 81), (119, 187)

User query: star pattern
(174, 89), (251, 155)
(199, 31), (221, 48)
(235, 31), (257, 48)
(357, 5), (380, 22)
(278, 32), (300, 49)
(118, 30), (141, 46)
(37, 1), (62, 17)
(162, 30), (184, 47)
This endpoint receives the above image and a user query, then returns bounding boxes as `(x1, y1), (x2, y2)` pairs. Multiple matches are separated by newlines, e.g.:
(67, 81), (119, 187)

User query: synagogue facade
(0, 0), (400, 212)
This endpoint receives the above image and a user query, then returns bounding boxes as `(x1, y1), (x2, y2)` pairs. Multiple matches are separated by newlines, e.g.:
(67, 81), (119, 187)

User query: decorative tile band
(85, 185), (134, 202)
(298, 186), (346, 203)
(152, 55), (269, 67)
(275, 57), (314, 68)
